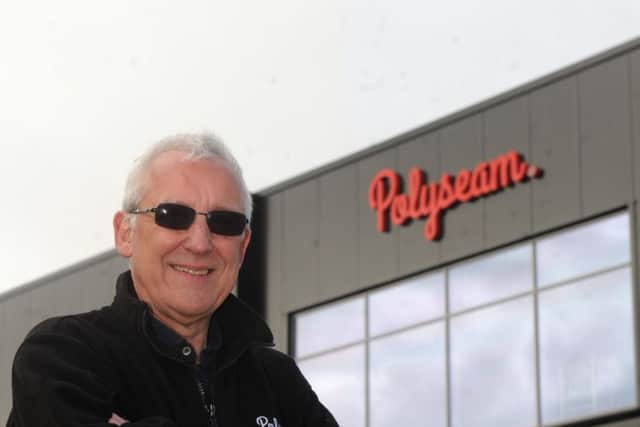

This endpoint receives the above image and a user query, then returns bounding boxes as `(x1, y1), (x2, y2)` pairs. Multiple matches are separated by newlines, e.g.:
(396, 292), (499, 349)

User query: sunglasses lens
(207, 211), (247, 236)
(155, 203), (196, 230)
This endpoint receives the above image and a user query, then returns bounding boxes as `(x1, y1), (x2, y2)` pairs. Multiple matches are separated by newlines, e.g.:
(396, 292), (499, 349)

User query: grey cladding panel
(95, 256), (129, 304)
(0, 301), (10, 418)
(318, 166), (358, 300)
(439, 115), (485, 260)
(282, 180), (320, 311)
(265, 194), (287, 352)
(483, 96), (532, 247)
(631, 49), (640, 201)
(396, 133), (441, 276)
(530, 77), (581, 232)
(631, 51), (640, 295)
(47, 275), (78, 315)
(47, 256), (125, 315)
(578, 56), (633, 215)
(29, 280), (59, 326)
(601, 418), (640, 427)
(1, 292), (32, 418)
(3, 293), (35, 350)
(358, 150), (399, 288)
(52, 277), (84, 314)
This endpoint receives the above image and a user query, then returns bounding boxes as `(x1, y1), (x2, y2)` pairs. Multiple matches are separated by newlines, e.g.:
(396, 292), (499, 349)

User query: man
(7, 133), (338, 426)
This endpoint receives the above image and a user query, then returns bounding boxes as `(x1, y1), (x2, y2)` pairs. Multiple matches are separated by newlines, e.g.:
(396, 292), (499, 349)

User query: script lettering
(367, 169), (399, 232)
(367, 151), (542, 241)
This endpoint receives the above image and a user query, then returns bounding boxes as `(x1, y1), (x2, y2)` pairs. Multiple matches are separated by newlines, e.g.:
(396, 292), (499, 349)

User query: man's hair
(122, 132), (253, 222)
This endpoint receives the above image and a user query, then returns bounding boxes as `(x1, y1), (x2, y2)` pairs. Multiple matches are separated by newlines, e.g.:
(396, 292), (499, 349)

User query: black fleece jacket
(6, 271), (337, 427)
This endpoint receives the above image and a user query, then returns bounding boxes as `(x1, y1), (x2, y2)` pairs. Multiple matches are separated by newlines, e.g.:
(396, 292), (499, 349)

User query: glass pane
(298, 345), (365, 427)
(450, 296), (536, 427)
(369, 271), (445, 336)
(449, 244), (533, 313)
(370, 322), (446, 427)
(539, 267), (636, 425)
(294, 297), (364, 358)
(536, 212), (630, 287)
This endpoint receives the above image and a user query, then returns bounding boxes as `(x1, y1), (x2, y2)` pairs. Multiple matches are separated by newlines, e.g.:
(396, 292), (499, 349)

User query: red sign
(368, 150), (542, 241)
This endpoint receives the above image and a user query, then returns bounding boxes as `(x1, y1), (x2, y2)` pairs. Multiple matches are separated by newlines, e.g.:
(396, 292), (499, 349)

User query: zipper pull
(208, 402), (217, 427)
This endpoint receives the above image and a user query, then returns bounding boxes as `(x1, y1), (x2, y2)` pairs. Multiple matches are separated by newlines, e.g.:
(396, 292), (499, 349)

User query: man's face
(114, 151), (251, 326)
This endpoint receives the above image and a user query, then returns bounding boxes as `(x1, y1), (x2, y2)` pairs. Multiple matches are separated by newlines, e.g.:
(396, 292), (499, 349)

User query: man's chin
(171, 302), (217, 320)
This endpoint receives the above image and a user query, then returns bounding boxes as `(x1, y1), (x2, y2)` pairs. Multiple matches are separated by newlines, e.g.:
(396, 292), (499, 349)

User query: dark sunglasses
(129, 203), (248, 236)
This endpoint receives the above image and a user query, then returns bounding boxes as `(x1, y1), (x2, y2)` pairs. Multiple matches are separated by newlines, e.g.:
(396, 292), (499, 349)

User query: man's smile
(169, 264), (214, 276)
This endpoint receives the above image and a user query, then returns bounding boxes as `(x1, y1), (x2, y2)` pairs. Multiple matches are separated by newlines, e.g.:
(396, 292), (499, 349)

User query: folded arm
(8, 319), (177, 427)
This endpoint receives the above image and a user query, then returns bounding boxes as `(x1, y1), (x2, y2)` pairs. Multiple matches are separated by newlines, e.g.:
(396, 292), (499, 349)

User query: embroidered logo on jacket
(256, 415), (281, 427)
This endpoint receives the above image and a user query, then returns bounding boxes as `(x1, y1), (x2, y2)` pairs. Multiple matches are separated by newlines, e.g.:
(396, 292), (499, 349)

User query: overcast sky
(1, 1), (639, 295)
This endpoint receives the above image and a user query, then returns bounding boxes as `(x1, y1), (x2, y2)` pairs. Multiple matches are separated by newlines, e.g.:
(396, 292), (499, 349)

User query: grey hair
(122, 132), (252, 222)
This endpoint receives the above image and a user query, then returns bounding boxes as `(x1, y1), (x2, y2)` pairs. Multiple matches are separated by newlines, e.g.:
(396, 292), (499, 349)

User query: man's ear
(113, 211), (133, 258)
(239, 228), (252, 264)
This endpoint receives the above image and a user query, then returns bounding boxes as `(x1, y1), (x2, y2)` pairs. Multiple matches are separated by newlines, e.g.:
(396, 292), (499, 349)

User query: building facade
(2, 38), (640, 426)
(260, 39), (640, 427)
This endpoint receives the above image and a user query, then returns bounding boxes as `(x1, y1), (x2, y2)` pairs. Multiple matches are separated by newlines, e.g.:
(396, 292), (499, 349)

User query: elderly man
(7, 133), (337, 426)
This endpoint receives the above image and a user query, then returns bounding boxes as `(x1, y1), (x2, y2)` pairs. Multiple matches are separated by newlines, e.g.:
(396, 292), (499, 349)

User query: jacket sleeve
(258, 348), (339, 427)
(7, 319), (178, 427)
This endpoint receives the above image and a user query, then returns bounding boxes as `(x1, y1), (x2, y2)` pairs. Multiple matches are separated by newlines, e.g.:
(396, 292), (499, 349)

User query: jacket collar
(113, 270), (274, 370)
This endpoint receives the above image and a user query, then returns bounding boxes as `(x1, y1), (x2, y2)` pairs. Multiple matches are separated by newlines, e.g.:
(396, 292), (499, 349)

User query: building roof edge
(0, 249), (121, 303)
(257, 35), (640, 196)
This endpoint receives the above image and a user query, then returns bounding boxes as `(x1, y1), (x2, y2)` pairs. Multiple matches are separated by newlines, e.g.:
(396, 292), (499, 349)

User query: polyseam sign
(368, 150), (543, 241)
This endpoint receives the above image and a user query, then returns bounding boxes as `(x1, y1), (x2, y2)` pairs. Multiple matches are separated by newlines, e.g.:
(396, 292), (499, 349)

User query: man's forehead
(141, 151), (241, 202)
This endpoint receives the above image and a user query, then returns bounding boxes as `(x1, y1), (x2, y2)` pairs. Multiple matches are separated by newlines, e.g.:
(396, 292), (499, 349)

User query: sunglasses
(129, 203), (248, 236)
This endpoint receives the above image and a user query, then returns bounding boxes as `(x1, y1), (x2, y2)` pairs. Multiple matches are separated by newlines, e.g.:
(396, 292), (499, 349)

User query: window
(450, 296), (536, 427)
(368, 271), (444, 336)
(538, 267), (635, 424)
(370, 322), (446, 427)
(293, 211), (636, 427)
(294, 297), (364, 358)
(449, 244), (532, 312)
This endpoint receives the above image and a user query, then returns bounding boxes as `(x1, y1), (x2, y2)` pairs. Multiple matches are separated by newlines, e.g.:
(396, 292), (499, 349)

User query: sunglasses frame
(129, 202), (248, 236)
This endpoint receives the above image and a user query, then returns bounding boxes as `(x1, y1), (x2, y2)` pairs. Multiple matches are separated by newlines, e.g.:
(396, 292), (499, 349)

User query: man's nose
(184, 215), (213, 253)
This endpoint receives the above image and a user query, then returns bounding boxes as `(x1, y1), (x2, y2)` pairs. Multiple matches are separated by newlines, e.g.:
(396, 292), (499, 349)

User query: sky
(1, 1), (639, 295)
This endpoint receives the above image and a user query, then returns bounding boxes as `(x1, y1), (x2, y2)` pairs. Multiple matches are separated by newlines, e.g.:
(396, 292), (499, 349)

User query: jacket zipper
(141, 308), (275, 426)
(196, 370), (217, 427)
(142, 311), (219, 426)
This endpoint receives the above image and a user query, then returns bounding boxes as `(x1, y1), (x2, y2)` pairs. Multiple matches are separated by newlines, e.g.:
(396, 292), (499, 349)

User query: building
(2, 37), (640, 427)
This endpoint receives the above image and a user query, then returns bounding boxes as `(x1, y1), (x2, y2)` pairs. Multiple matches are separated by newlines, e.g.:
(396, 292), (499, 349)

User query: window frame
(290, 207), (639, 427)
